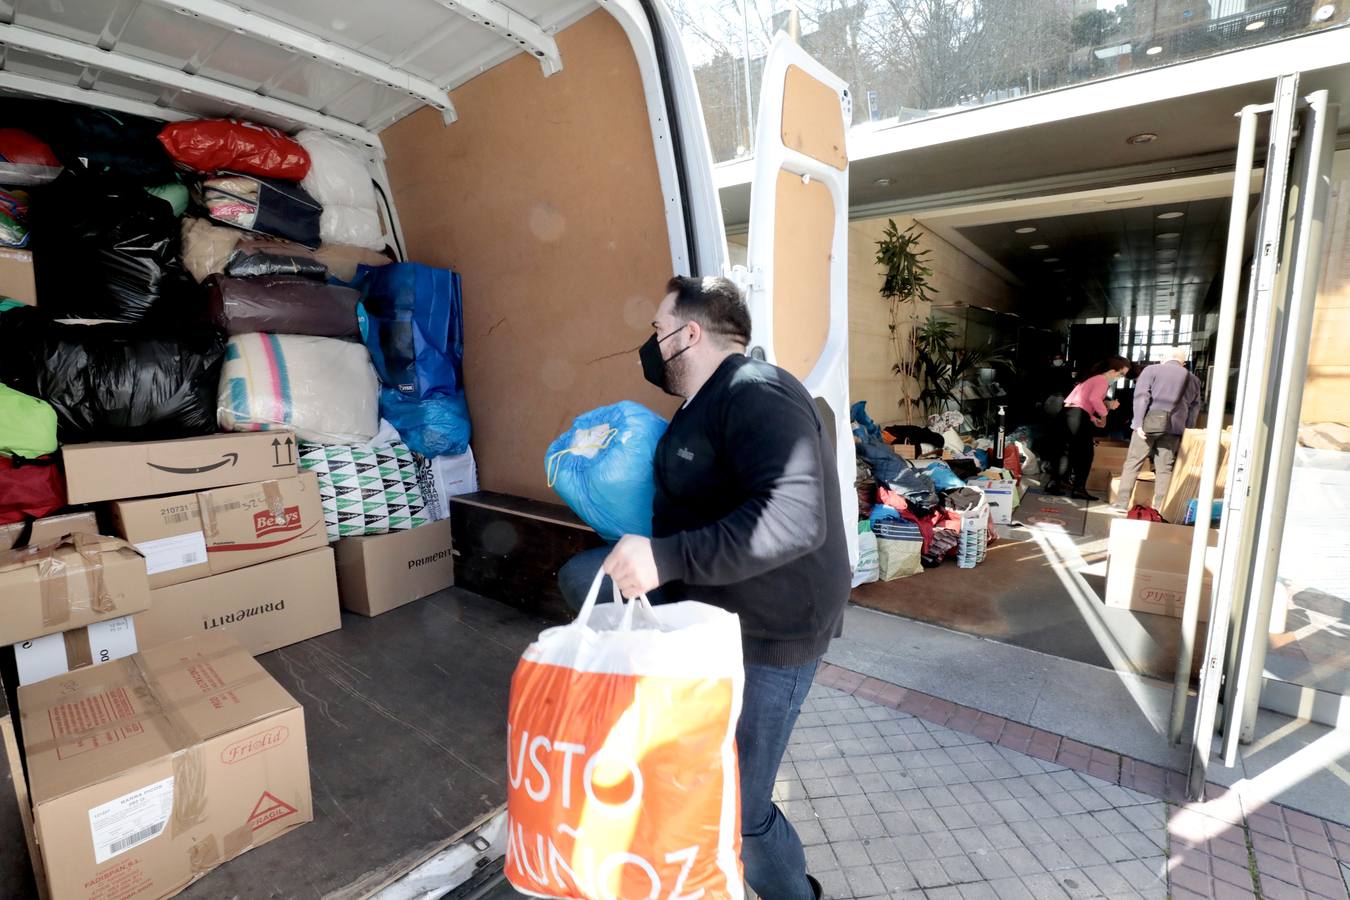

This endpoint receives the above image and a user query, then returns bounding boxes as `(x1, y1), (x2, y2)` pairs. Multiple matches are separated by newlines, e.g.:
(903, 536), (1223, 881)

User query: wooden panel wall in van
(381, 11), (678, 503)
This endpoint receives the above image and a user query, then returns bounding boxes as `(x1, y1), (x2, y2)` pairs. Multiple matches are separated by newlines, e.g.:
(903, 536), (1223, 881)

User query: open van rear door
(737, 35), (855, 565)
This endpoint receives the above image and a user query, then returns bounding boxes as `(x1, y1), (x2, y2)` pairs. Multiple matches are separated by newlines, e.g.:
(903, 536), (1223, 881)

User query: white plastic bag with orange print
(505, 572), (746, 899)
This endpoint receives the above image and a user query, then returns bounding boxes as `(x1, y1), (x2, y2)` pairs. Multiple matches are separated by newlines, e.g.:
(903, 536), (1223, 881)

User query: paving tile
(845, 865), (887, 898)
(924, 830), (965, 859)
(822, 816), (859, 842)
(982, 824), (1024, 851)
(1113, 858), (1167, 889)
(972, 850), (1017, 881)
(865, 836), (905, 866)
(1115, 829), (1165, 859)
(987, 877), (1036, 900)
(911, 808), (950, 833)
(1294, 844), (1345, 878)
(833, 839), (872, 868)
(927, 887), (965, 900)
(815, 868), (850, 897)
(812, 796), (847, 819)
(938, 805), (979, 831)
(1056, 837), (1108, 868)
(1055, 869), (1107, 899)
(855, 813), (888, 840)
(1210, 856), (1255, 890)
(872, 860), (917, 891)
(1299, 868), (1349, 899)
(1258, 877), (1310, 900)
(961, 882), (1001, 900)
(1081, 864), (1133, 895)
(1021, 871), (1073, 898)
(880, 810), (919, 836)
(796, 817), (828, 847)
(805, 842), (838, 872)
(910, 858), (953, 889)
(893, 832), (938, 861)
(1030, 841), (1077, 872)
(1255, 849), (1303, 886)
(1289, 825), (1334, 855)
(1009, 820), (1055, 847)
(941, 855), (985, 885)
(1000, 846), (1046, 876)
(1087, 834), (1136, 864)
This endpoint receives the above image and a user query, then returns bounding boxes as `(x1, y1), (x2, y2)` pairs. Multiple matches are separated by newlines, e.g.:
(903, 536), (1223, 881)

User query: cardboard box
(62, 432), (300, 505)
(893, 444), (917, 460)
(979, 480), (1021, 525)
(111, 472), (325, 589)
(335, 519), (454, 617)
(13, 616), (138, 686)
(19, 632), (311, 900)
(1110, 472), (1156, 508)
(0, 247), (36, 305)
(1105, 519), (1218, 620)
(136, 547), (341, 656)
(0, 536), (150, 645)
(0, 510), (100, 551)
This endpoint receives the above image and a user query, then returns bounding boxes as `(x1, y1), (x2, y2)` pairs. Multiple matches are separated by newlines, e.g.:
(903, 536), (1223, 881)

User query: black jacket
(650, 355), (850, 667)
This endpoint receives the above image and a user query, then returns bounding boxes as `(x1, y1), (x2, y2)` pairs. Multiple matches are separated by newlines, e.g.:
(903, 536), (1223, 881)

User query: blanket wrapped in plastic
(355, 262), (470, 457)
(217, 332), (379, 444)
(0, 307), (225, 441)
(296, 130), (384, 250)
(299, 430), (430, 541)
(206, 275), (359, 337)
(546, 402), (667, 542)
(200, 173), (322, 248)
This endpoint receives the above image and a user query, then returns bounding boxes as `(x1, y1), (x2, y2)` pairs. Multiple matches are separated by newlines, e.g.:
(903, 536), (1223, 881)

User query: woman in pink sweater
(1046, 356), (1131, 500)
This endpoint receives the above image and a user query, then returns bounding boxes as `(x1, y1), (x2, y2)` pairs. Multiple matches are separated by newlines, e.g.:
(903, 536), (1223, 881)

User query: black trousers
(1050, 406), (1096, 491)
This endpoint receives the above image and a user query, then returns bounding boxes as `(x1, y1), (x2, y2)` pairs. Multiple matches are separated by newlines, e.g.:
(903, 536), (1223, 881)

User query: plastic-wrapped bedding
(200, 173), (322, 248)
(224, 247), (327, 279)
(296, 130), (385, 251)
(206, 275), (359, 337)
(0, 306), (225, 441)
(300, 432), (430, 541)
(218, 332), (379, 444)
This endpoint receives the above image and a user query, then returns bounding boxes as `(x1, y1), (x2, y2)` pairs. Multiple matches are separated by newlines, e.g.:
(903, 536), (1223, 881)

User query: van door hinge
(729, 264), (765, 295)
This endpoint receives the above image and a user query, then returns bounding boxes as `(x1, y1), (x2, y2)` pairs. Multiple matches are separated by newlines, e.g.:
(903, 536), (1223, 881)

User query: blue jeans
(557, 549), (819, 899)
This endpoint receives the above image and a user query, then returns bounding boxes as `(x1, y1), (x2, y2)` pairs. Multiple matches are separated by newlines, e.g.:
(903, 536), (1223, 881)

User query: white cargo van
(0, 1), (851, 896)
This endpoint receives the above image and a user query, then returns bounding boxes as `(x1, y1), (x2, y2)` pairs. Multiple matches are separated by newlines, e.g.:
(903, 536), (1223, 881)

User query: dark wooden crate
(450, 491), (603, 622)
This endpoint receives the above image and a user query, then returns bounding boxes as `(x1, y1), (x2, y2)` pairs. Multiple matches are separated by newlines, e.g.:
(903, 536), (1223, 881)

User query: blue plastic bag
(924, 462), (965, 492)
(355, 262), (470, 456)
(546, 402), (667, 542)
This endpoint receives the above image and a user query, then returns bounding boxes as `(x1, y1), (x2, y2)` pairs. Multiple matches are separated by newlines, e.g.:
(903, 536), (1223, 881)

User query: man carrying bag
(548, 276), (850, 899)
(1113, 346), (1204, 513)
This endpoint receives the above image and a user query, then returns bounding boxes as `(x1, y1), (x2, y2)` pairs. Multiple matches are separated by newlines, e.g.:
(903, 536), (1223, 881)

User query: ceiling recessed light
(1030, 243), (1050, 250)
(1314, 4), (1336, 22)
(1146, 45), (1163, 55)
(1014, 226), (1037, 234)
(1113, 252), (1123, 258)
(874, 177), (893, 186)
(1126, 132), (1158, 144)
(1044, 257), (1061, 263)
(1054, 268), (1067, 273)
(1158, 211), (1185, 220)
(1156, 232), (1180, 240)
(1245, 19), (1266, 29)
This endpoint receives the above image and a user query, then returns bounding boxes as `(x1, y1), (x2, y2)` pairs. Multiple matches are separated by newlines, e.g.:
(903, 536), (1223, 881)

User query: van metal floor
(179, 588), (545, 899)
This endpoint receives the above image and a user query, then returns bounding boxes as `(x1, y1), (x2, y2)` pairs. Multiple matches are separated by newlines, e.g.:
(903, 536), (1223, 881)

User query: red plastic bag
(1127, 505), (1166, 523)
(0, 128), (62, 186)
(1002, 443), (1023, 480)
(158, 120), (310, 180)
(0, 454), (65, 525)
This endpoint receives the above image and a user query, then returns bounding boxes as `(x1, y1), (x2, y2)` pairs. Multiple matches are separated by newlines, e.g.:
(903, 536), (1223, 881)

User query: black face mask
(639, 326), (691, 396)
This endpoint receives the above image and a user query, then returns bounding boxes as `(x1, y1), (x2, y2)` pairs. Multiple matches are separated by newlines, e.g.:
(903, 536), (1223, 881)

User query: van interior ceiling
(0, 0), (728, 897)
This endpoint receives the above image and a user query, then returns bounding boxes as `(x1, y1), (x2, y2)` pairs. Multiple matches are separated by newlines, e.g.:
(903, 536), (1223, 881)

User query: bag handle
(575, 568), (657, 632)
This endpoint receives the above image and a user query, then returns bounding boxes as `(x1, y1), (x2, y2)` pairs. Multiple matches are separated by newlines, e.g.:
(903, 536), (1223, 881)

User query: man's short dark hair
(666, 276), (752, 348)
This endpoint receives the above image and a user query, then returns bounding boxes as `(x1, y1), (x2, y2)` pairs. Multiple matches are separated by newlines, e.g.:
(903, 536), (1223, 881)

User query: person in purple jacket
(1112, 346), (1204, 512)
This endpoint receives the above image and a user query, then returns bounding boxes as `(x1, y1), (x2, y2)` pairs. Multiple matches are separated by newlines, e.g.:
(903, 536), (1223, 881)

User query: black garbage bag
(0, 99), (175, 182)
(883, 468), (940, 517)
(29, 171), (194, 322)
(0, 306), (225, 441)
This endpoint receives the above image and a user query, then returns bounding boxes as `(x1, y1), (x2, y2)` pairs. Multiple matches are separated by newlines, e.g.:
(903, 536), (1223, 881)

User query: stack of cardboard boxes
(1085, 438), (1157, 507)
(57, 431), (343, 657)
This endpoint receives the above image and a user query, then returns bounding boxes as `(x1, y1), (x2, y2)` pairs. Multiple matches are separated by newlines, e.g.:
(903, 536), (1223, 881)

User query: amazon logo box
(62, 432), (299, 505)
(109, 472), (325, 589)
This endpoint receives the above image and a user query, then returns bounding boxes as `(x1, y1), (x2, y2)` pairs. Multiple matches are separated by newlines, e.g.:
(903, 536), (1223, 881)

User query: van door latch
(729, 264), (765, 295)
